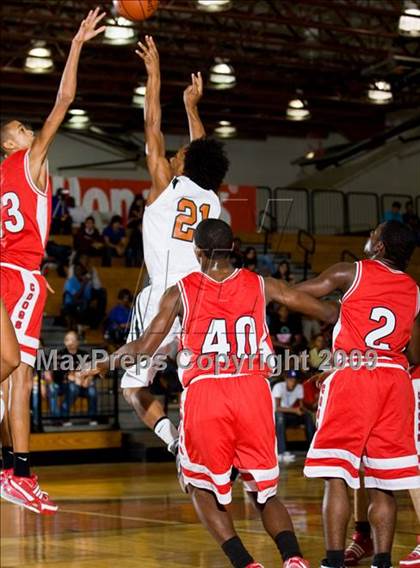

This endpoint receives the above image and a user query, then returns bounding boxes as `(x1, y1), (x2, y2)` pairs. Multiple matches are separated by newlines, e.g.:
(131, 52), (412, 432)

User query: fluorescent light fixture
(197, 0), (232, 12)
(305, 151), (315, 159)
(398, 4), (420, 37)
(104, 17), (136, 45)
(66, 113), (91, 130)
(132, 84), (146, 107)
(68, 108), (87, 116)
(214, 120), (237, 138)
(286, 98), (311, 121)
(209, 60), (236, 90)
(24, 42), (54, 73)
(367, 80), (393, 104)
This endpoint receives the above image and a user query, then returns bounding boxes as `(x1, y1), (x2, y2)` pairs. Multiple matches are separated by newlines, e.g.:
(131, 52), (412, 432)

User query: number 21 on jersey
(172, 198), (210, 242)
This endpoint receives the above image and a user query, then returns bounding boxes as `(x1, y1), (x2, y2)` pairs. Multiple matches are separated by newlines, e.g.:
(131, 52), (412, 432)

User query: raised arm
(135, 35), (172, 203)
(83, 285), (182, 377)
(29, 8), (106, 188)
(294, 262), (356, 298)
(265, 277), (339, 324)
(183, 72), (205, 141)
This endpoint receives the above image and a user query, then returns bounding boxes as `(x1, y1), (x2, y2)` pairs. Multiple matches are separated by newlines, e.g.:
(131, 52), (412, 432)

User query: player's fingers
(92, 25), (106, 37)
(94, 11), (107, 26)
(135, 50), (146, 60)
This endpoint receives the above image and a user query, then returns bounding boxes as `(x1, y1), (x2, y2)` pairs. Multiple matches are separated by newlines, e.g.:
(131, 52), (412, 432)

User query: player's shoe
(284, 557), (310, 568)
(245, 564), (264, 568)
(6, 474), (58, 514)
(278, 452), (296, 464)
(399, 541), (420, 568)
(0, 469), (25, 505)
(344, 532), (373, 565)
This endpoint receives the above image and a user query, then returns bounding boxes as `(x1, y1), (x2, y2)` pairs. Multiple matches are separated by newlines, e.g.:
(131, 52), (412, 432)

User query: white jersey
(143, 175), (220, 287)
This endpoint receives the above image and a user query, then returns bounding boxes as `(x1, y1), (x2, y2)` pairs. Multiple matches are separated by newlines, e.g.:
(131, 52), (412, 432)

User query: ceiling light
(68, 108), (87, 116)
(104, 17), (136, 45)
(214, 120), (237, 138)
(305, 151), (315, 159)
(197, 0), (232, 12)
(398, 7), (420, 37)
(286, 98), (311, 121)
(132, 84), (146, 107)
(24, 41), (54, 73)
(66, 113), (91, 130)
(367, 80), (393, 104)
(209, 59), (236, 90)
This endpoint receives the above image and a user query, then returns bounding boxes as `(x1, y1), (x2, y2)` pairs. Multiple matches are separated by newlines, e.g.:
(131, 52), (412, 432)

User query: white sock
(154, 417), (178, 449)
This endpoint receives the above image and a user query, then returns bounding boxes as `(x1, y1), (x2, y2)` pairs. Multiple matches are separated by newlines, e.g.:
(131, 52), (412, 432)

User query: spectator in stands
(62, 263), (93, 334)
(47, 331), (97, 425)
(125, 218), (144, 267)
(403, 200), (420, 244)
(272, 370), (315, 463)
(67, 196), (87, 229)
(127, 194), (145, 230)
(243, 246), (258, 269)
(269, 304), (302, 354)
(104, 289), (133, 346)
(102, 215), (127, 266)
(272, 259), (295, 283)
(74, 216), (104, 257)
(51, 188), (72, 235)
(309, 333), (327, 370)
(383, 201), (403, 223)
(230, 237), (244, 268)
(43, 239), (72, 278)
(69, 253), (107, 327)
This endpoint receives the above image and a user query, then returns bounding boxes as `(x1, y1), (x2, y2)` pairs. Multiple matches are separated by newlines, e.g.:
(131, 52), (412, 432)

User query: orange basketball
(113, 0), (159, 21)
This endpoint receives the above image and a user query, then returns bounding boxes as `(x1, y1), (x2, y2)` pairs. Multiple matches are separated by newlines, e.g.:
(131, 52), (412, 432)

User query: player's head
(194, 218), (233, 265)
(0, 120), (35, 155)
(171, 137), (229, 191)
(364, 221), (416, 271)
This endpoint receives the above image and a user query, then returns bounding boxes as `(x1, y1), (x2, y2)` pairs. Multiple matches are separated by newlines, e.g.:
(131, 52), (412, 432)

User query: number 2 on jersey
(365, 307), (396, 350)
(172, 198), (210, 242)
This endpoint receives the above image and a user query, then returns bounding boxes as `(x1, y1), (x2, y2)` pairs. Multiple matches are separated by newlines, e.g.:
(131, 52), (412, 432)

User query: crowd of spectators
(384, 200), (420, 244)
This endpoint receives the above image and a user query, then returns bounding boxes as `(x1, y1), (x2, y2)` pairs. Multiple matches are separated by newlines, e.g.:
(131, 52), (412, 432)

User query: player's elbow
(56, 91), (75, 107)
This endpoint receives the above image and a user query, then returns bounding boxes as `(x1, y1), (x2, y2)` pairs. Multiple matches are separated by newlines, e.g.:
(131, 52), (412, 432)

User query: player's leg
(322, 478), (351, 566)
(121, 286), (178, 452)
(0, 299), (20, 383)
(344, 484), (373, 566)
(366, 488), (396, 567)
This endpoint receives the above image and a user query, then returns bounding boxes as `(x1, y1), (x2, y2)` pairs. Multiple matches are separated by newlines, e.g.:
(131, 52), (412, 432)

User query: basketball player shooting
(120, 35), (229, 455)
(294, 221), (420, 568)
(0, 7), (106, 514)
(81, 219), (338, 568)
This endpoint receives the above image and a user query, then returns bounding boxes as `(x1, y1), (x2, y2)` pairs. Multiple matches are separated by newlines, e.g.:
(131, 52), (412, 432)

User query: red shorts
(0, 264), (46, 368)
(413, 377), (420, 458)
(179, 375), (279, 505)
(304, 366), (420, 490)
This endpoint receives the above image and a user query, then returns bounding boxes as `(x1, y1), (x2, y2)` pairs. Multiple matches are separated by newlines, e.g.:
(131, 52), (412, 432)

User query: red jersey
(177, 269), (273, 388)
(1, 149), (52, 271)
(333, 259), (419, 369)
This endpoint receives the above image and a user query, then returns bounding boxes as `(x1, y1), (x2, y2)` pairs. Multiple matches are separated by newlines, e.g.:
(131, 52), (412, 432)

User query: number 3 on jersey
(0, 192), (24, 238)
(172, 198), (210, 242)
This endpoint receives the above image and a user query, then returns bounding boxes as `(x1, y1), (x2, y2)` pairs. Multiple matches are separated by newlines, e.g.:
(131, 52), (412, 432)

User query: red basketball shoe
(344, 532), (373, 565)
(0, 468), (24, 505)
(6, 474), (58, 514)
(284, 557), (310, 568)
(400, 539), (420, 568)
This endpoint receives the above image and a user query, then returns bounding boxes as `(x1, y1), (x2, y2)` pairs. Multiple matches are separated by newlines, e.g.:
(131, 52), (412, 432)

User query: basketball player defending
(0, 7), (106, 514)
(82, 219), (339, 568)
(121, 36), (228, 454)
(295, 221), (420, 568)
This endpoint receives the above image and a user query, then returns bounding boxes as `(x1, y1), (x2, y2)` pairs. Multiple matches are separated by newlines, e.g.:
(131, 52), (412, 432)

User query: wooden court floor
(0, 459), (417, 568)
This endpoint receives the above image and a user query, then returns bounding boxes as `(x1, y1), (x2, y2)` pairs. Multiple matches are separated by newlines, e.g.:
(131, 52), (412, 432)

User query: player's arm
(135, 36), (172, 203)
(82, 286), (183, 376)
(29, 8), (106, 187)
(183, 72), (205, 141)
(294, 262), (356, 298)
(407, 312), (420, 366)
(265, 277), (339, 324)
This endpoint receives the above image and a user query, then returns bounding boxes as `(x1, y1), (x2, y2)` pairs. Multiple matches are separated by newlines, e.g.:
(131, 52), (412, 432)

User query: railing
(258, 208), (277, 253)
(297, 229), (316, 281)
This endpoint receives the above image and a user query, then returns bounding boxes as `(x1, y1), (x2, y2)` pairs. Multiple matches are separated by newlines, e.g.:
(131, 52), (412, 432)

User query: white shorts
(120, 283), (181, 388)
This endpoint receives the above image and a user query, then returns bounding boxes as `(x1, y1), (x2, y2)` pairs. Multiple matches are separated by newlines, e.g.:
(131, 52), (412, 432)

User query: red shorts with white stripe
(304, 366), (420, 490)
(0, 264), (46, 368)
(412, 376), (420, 459)
(179, 374), (279, 505)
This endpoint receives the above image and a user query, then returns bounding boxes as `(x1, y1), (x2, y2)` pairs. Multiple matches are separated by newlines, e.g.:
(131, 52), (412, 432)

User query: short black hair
(391, 201), (401, 209)
(183, 137), (229, 191)
(85, 216), (95, 223)
(118, 288), (132, 301)
(194, 219), (233, 260)
(110, 215), (122, 225)
(380, 220), (416, 271)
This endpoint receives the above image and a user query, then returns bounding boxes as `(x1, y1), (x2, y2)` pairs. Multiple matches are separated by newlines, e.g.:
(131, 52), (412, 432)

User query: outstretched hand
(73, 7), (106, 44)
(184, 72), (203, 109)
(135, 35), (160, 75)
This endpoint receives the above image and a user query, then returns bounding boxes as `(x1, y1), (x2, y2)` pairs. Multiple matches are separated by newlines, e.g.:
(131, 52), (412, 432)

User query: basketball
(113, 0), (159, 21)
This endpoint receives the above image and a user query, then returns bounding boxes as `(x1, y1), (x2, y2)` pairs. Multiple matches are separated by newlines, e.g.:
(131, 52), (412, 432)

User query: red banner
(52, 177), (257, 233)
